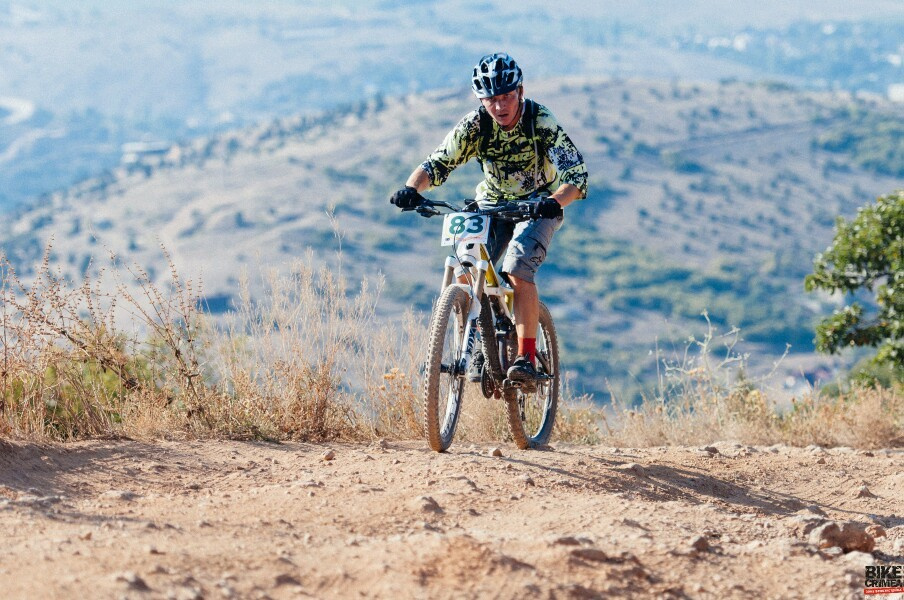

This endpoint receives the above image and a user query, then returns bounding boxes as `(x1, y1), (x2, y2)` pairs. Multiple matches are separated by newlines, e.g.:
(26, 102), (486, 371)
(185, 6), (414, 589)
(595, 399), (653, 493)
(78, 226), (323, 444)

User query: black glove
(531, 198), (563, 220)
(389, 186), (423, 209)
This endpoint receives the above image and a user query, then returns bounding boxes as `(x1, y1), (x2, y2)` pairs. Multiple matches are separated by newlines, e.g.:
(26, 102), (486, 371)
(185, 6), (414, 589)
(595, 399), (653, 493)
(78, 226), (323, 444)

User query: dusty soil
(1, 438), (902, 599)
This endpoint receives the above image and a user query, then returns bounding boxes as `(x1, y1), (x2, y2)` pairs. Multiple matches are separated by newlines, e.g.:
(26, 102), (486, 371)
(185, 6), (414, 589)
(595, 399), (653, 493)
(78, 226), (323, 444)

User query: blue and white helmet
(471, 53), (523, 98)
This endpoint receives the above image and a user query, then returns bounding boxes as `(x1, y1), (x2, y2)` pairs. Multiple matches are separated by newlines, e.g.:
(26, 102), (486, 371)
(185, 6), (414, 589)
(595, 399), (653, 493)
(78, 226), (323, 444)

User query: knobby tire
(506, 302), (559, 449)
(423, 285), (471, 452)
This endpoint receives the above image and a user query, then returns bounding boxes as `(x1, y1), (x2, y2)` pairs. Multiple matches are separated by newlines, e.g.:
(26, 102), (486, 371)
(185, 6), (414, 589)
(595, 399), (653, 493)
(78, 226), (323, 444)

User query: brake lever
(415, 205), (441, 218)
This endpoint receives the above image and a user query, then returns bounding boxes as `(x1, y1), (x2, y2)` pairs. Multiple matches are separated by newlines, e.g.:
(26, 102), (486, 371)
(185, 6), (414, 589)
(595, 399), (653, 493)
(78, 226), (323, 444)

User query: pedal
(503, 378), (536, 394)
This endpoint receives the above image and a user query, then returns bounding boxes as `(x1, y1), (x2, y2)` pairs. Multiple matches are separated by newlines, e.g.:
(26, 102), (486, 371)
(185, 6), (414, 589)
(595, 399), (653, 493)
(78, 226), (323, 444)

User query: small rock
(321, 450), (336, 461)
(701, 446), (719, 455)
(622, 519), (646, 530)
(115, 571), (150, 591)
(78, 531), (92, 541)
(276, 573), (301, 587)
(414, 496), (443, 514)
(616, 463), (647, 477)
(816, 457), (826, 465)
(842, 551), (875, 569)
(102, 490), (138, 501)
(376, 439), (389, 449)
(446, 475), (478, 490)
(745, 540), (764, 551)
(865, 524), (886, 538)
(570, 548), (610, 562)
(809, 521), (875, 553)
(490, 447), (503, 457)
(690, 535), (711, 552)
(788, 514), (827, 537)
(854, 485), (877, 498)
(802, 505), (828, 517)
(519, 474), (535, 486)
(197, 520), (212, 528)
(553, 536), (582, 546)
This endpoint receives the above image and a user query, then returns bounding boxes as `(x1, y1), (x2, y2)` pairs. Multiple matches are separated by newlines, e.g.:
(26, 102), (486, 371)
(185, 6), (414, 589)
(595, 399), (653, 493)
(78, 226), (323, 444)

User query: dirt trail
(1, 439), (902, 599)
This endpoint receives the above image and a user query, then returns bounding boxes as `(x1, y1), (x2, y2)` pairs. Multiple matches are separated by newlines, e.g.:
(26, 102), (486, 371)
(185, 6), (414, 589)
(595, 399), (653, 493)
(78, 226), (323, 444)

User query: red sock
(518, 337), (536, 364)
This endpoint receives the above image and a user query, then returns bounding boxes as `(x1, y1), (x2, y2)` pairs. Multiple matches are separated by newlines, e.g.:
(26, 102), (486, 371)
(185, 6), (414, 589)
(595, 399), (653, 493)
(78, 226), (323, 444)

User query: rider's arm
(536, 107), (589, 202)
(417, 111), (480, 190)
(549, 183), (583, 208)
(405, 167), (432, 193)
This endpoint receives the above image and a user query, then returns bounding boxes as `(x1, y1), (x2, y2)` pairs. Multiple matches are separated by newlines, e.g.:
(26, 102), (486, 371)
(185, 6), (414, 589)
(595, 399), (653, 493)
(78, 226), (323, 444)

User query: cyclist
(390, 52), (588, 387)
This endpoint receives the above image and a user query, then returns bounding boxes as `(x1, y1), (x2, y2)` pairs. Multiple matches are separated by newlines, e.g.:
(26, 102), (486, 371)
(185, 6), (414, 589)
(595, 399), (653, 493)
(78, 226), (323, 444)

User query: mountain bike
(403, 198), (560, 452)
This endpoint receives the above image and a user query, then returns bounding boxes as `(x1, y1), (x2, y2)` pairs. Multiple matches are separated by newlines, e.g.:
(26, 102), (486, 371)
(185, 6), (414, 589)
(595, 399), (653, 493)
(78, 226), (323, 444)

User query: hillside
(2, 78), (902, 399)
(2, 1), (903, 211)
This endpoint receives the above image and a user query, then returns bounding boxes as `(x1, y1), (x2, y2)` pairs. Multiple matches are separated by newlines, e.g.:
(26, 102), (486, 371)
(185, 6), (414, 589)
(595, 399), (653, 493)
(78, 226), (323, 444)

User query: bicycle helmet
(471, 53), (523, 98)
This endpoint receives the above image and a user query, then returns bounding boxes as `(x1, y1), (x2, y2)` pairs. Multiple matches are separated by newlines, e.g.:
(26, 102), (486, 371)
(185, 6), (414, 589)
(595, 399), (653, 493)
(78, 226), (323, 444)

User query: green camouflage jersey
(420, 99), (588, 202)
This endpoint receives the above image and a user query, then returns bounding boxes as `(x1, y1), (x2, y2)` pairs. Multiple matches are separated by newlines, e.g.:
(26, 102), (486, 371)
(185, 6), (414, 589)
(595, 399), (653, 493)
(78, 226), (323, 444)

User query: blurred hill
(2, 77), (901, 399)
(1, 0), (903, 210)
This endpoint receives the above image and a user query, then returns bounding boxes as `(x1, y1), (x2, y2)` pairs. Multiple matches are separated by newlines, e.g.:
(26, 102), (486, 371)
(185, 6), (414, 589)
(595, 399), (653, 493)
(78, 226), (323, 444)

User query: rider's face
(480, 87), (523, 131)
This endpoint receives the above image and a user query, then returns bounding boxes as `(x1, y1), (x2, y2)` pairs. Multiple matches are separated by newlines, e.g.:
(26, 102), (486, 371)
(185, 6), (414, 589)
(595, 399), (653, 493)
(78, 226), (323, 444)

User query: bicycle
(402, 198), (560, 452)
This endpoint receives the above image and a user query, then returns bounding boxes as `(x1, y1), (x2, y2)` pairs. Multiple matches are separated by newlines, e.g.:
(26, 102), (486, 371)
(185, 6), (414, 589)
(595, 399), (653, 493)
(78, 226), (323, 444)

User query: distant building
(121, 141), (171, 165)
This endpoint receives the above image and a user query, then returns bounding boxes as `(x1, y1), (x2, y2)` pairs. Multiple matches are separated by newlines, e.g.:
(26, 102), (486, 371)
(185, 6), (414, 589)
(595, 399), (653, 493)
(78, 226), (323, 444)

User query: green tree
(804, 190), (904, 375)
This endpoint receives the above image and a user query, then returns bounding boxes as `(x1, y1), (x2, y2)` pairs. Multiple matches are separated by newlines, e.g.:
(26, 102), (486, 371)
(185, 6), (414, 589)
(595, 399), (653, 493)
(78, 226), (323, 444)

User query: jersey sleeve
(536, 107), (589, 199)
(420, 111), (481, 188)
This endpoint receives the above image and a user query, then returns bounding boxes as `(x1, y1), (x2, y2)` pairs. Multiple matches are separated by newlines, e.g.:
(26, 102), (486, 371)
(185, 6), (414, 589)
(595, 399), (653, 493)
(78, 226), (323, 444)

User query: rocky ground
(1, 439), (902, 599)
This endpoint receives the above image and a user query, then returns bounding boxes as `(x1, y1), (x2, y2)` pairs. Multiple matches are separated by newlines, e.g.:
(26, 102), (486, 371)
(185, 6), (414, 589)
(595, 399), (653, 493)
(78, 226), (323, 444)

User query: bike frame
(408, 198), (544, 381)
(438, 239), (515, 380)
(415, 197), (560, 450)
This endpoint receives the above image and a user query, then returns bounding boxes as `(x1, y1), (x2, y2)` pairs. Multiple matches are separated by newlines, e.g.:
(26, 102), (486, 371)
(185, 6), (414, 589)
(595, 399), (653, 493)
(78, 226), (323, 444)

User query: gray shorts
(499, 215), (563, 283)
(455, 214), (563, 284)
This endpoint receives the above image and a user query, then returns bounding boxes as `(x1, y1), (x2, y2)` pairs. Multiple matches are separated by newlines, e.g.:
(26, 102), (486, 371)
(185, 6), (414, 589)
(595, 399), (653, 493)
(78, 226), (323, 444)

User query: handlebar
(402, 198), (535, 222)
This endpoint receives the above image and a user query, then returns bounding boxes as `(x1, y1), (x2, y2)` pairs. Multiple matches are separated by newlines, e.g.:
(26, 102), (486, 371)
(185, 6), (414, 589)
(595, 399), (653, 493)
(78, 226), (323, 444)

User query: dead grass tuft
(2, 250), (901, 449)
(595, 321), (904, 449)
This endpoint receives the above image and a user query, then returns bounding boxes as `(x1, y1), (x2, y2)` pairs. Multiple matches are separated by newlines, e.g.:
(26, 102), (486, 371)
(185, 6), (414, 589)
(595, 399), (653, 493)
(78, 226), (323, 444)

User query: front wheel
(423, 285), (471, 452)
(505, 302), (559, 449)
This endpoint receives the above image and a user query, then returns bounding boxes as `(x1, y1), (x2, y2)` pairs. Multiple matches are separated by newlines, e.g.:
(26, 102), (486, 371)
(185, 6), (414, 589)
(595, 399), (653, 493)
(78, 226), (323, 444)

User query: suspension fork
(440, 256), (456, 292)
(454, 260), (489, 376)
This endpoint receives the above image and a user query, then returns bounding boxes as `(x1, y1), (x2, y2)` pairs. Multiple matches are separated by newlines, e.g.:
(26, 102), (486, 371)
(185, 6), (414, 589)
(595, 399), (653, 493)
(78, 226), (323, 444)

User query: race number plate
(440, 213), (490, 246)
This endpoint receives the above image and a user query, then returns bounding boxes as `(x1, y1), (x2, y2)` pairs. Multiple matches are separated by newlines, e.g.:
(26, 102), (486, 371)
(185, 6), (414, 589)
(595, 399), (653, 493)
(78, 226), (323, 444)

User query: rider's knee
(508, 274), (535, 289)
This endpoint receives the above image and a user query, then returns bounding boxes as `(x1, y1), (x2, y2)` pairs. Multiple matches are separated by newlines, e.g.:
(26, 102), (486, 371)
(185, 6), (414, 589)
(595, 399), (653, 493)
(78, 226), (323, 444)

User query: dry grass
(1, 250), (901, 449)
(0, 246), (423, 442)
(594, 323), (904, 449)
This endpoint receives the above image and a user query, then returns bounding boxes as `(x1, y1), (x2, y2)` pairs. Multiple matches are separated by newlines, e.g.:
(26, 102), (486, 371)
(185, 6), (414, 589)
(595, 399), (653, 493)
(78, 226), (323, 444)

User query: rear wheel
(505, 302), (559, 449)
(423, 285), (471, 452)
